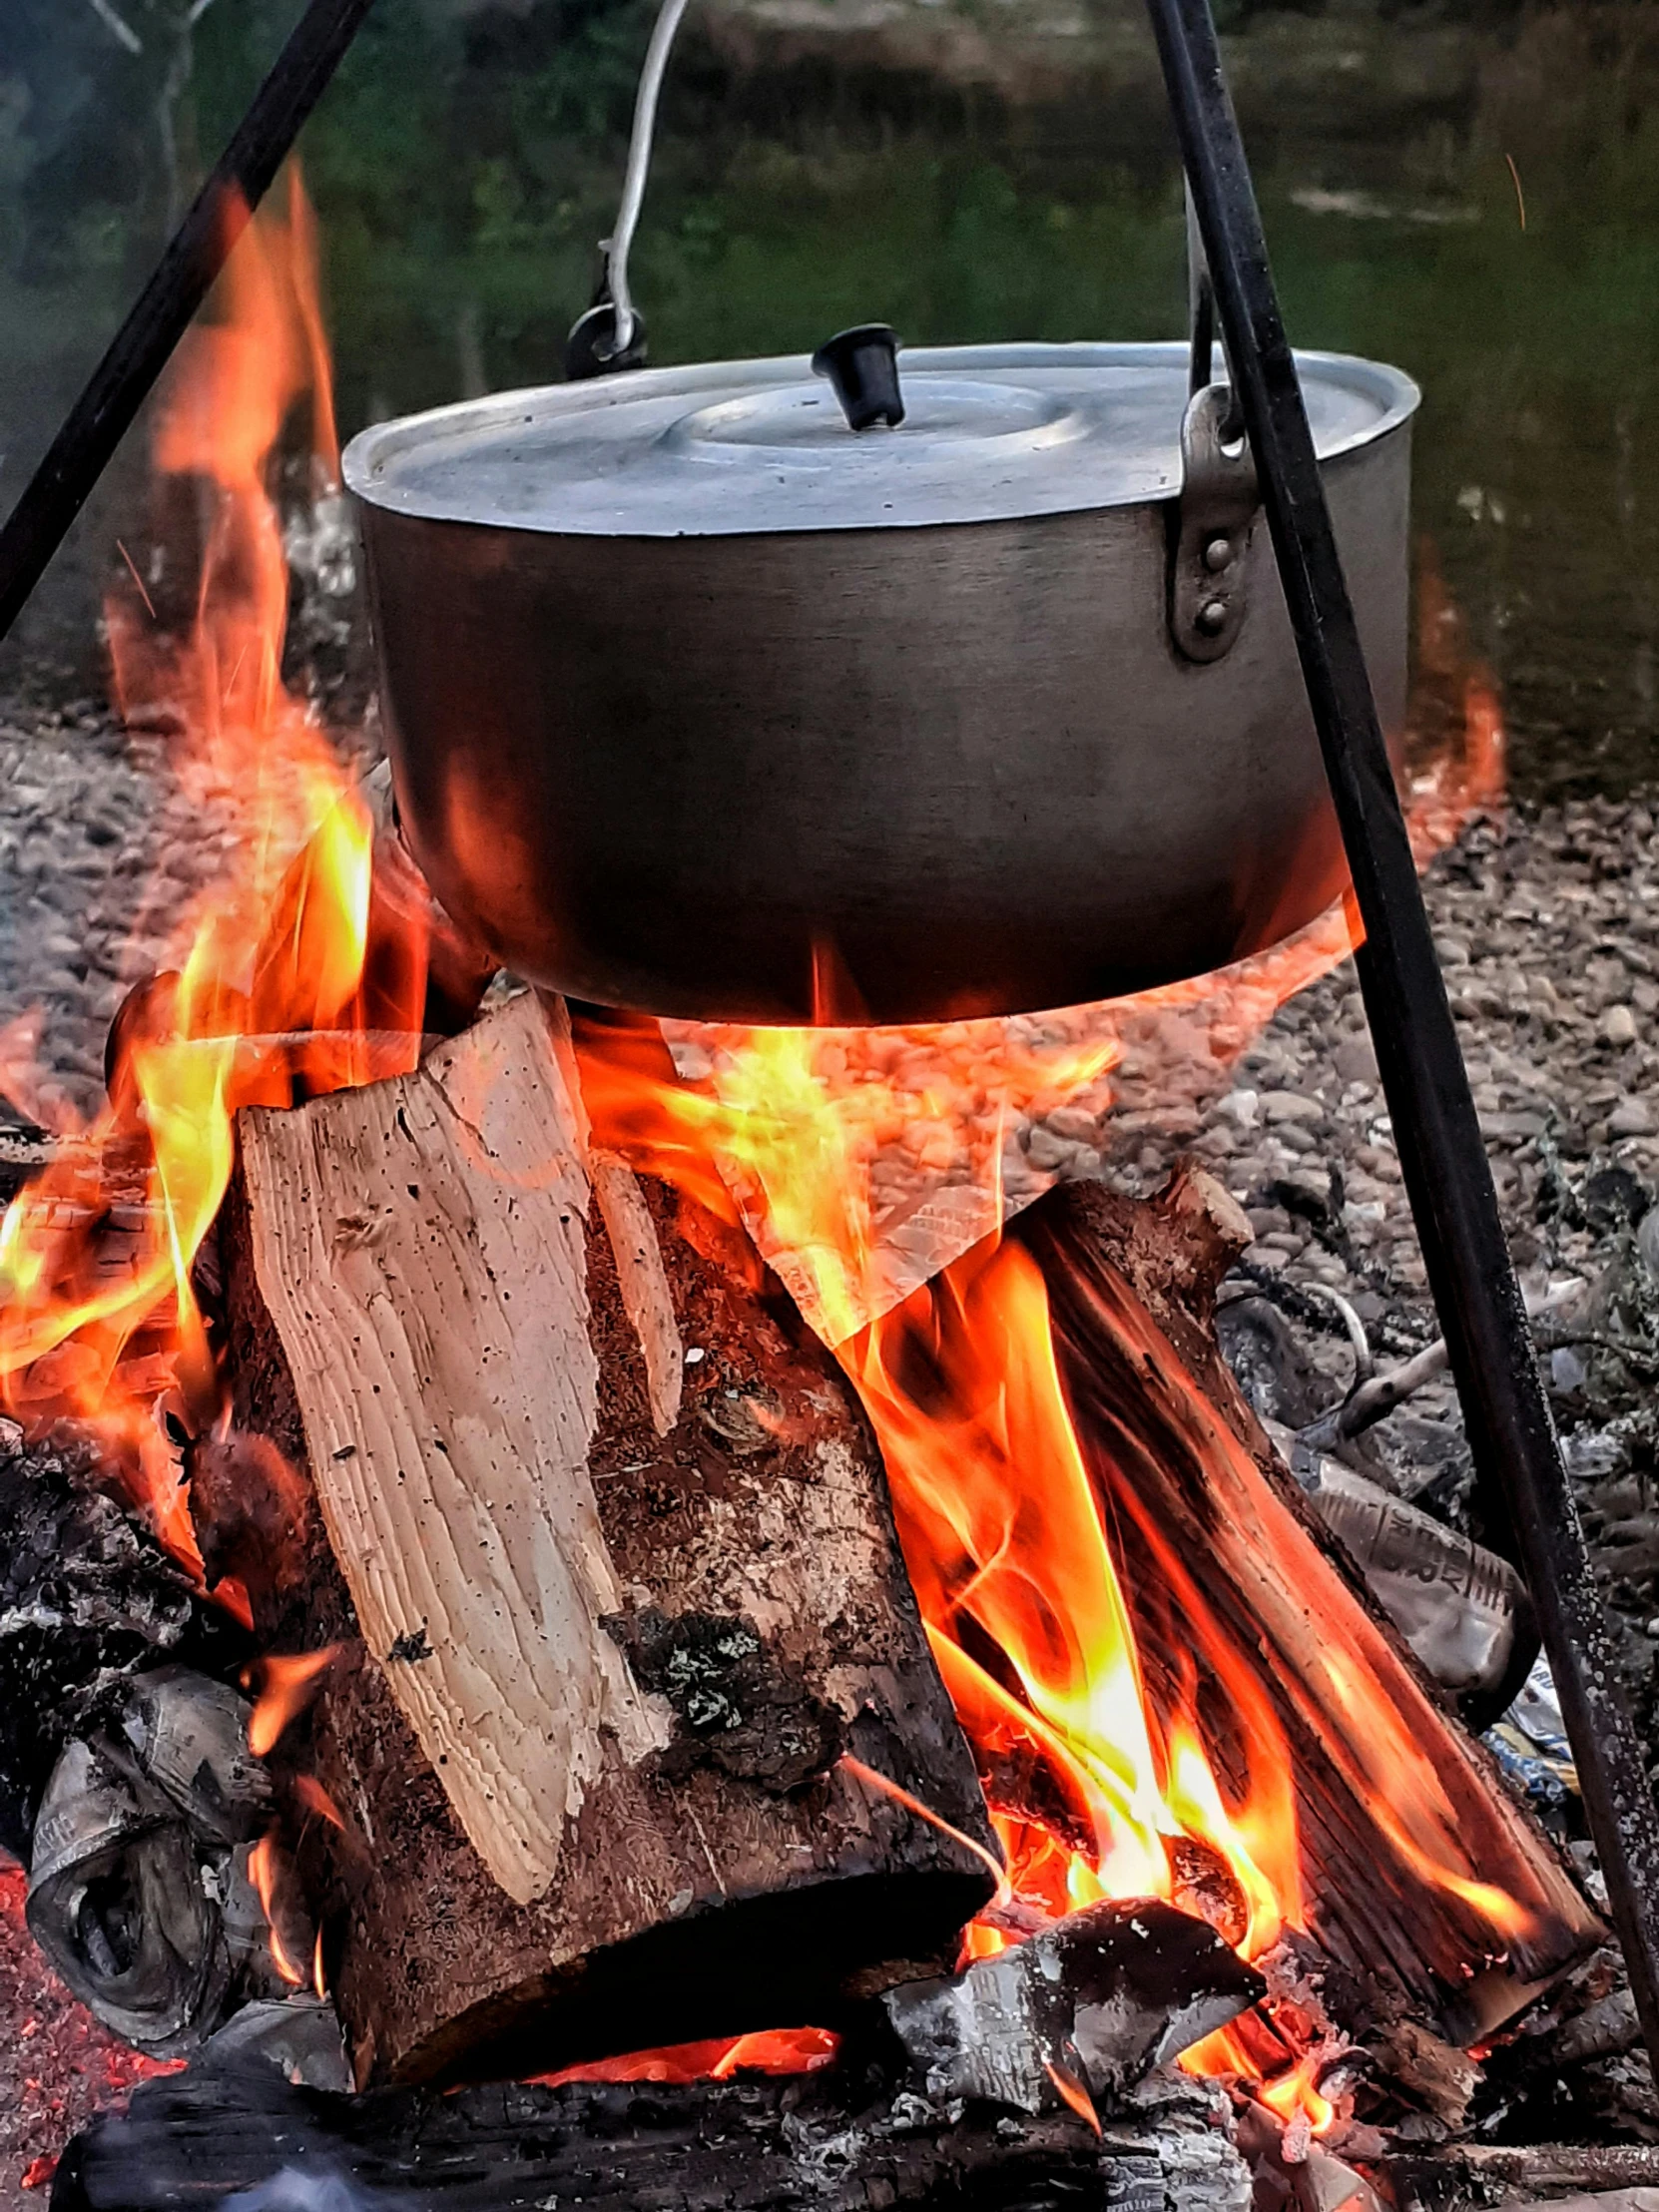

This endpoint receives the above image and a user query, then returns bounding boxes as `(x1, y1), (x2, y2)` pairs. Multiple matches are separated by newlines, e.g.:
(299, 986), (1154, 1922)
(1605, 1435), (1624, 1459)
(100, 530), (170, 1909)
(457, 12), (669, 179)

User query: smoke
(223, 2169), (398, 2212)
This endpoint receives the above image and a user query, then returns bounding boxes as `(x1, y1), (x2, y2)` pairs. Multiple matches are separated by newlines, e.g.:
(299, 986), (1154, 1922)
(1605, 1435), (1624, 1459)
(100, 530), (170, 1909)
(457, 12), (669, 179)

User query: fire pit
(2, 2), (1659, 2207)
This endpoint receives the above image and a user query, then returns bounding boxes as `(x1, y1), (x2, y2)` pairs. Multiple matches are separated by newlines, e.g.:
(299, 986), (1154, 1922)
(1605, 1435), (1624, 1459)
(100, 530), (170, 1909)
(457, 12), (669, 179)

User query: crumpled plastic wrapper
(1484, 1651), (1578, 1814)
(26, 1665), (286, 2055)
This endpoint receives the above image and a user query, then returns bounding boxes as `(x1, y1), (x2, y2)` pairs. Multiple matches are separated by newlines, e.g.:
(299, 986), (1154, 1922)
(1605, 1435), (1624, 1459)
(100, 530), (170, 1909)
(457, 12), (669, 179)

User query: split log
(211, 991), (995, 2087)
(1007, 1173), (1602, 2042)
(53, 2052), (1252, 2212)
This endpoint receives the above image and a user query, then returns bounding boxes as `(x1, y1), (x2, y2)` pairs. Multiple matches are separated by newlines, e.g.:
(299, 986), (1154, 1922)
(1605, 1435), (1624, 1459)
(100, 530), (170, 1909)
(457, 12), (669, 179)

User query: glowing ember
(534, 2027), (840, 2087)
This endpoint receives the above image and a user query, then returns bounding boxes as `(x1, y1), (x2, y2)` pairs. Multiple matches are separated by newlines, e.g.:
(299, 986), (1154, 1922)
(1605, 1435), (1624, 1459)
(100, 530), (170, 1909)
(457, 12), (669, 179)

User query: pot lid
(343, 340), (1418, 539)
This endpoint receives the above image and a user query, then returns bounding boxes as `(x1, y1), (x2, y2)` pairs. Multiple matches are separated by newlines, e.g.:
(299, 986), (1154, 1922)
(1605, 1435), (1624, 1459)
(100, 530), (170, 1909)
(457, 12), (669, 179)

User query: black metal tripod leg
(1144, 0), (1659, 2075)
(0, 0), (378, 648)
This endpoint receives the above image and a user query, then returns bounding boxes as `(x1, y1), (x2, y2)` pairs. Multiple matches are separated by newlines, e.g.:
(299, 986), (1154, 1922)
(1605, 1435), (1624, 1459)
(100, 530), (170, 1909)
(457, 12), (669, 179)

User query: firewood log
(1009, 1173), (1602, 2041)
(211, 992), (995, 2087)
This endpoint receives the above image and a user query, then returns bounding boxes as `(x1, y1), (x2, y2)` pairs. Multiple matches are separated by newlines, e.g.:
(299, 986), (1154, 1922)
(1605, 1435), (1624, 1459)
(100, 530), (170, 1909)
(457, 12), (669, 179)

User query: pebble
(1333, 1033), (1379, 1084)
(1259, 1090), (1326, 1124)
(1600, 1003), (1639, 1047)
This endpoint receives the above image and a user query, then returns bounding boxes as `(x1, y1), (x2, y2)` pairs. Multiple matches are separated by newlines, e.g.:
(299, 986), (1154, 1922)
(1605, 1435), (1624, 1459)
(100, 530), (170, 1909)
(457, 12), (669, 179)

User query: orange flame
(841, 1233), (1301, 1956)
(629, 616), (1503, 1353)
(248, 1831), (306, 1989)
(247, 1647), (339, 1758)
(581, 1024), (1311, 1966)
(1256, 2047), (1337, 2136)
(292, 1774), (346, 1832)
(839, 1753), (1012, 1903)
(0, 156), (1516, 2144)
(573, 659), (1514, 2122)
(0, 170), (427, 1566)
(1045, 2060), (1103, 2134)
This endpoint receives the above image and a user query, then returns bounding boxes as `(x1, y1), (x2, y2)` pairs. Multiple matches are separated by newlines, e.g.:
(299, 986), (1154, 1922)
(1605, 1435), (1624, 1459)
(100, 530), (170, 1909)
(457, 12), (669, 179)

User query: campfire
(0, 175), (1636, 2212)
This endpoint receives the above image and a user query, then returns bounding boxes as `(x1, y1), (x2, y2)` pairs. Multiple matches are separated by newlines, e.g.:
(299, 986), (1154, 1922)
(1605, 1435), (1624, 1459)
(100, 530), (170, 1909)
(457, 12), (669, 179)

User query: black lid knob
(812, 324), (905, 431)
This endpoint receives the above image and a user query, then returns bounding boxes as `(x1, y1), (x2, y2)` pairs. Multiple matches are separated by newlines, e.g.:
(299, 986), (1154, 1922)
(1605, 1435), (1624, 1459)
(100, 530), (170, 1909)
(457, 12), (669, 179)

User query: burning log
(210, 990), (996, 2086)
(1007, 1171), (1602, 2041)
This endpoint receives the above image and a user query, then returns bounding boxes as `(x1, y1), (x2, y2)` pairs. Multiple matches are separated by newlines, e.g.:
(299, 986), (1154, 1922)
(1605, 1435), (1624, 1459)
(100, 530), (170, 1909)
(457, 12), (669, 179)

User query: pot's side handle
(1168, 383), (1260, 665)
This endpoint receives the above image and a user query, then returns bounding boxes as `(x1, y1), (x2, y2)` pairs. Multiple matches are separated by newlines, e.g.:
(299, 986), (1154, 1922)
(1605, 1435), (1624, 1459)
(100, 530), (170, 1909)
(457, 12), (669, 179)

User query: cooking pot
(343, 336), (1416, 1024)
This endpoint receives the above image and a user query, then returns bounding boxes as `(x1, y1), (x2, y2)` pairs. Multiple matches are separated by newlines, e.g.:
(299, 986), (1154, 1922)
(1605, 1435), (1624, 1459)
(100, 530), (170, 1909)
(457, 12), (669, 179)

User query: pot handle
(1169, 382), (1259, 664)
(566, 0), (693, 377)
(1169, 180), (1257, 662)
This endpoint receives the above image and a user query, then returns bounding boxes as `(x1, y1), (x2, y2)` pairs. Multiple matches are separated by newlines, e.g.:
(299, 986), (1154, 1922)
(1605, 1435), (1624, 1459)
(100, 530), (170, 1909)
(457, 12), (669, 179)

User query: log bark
(52, 2053), (1251, 2212)
(212, 992), (995, 2088)
(1009, 1173), (1602, 2041)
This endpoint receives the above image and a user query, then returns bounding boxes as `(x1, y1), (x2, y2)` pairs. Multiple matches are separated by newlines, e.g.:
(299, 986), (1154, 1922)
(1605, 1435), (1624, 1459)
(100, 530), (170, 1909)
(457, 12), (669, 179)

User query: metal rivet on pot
(1203, 536), (1234, 572)
(1196, 598), (1230, 635)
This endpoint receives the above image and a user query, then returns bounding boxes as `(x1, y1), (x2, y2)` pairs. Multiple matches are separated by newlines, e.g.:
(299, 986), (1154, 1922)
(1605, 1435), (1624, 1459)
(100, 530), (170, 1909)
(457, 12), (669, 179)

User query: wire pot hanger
(565, 0), (1239, 419)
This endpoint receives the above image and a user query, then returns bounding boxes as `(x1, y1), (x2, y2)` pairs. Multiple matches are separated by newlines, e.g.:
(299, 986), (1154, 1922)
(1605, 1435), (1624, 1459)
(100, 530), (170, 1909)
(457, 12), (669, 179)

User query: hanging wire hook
(567, 0), (693, 375)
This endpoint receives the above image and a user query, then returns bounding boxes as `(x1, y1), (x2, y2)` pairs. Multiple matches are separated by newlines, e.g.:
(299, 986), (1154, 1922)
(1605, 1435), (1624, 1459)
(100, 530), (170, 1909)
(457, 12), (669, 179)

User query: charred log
(53, 2050), (1252, 2212)
(211, 992), (995, 2088)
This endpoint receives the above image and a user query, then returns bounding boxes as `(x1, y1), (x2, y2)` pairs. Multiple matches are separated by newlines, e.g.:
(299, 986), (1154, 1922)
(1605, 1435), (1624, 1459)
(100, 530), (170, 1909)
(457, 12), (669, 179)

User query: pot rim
(342, 338), (1419, 542)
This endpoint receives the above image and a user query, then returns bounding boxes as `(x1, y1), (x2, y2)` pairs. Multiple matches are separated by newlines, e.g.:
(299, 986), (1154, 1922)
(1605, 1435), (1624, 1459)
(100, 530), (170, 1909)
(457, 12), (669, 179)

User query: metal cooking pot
(343, 336), (1416, 1024)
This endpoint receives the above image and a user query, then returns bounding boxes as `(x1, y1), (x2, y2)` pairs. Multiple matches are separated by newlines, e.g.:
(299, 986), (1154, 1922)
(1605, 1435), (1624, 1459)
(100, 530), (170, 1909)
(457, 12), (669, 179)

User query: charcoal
(881, 1897), (1264, 2111)
(0, 1425), (245, 1859)
(52, 2053), (1253, 2212)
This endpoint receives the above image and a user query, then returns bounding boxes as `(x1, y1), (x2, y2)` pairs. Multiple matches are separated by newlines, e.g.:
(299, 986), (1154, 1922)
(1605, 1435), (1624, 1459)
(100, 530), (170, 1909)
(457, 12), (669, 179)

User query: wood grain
(239, 993), (665, 1904)
(224, 994), (994, 2082)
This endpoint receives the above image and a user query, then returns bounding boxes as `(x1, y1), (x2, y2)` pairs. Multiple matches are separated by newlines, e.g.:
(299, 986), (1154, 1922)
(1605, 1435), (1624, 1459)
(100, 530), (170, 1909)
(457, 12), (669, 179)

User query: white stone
(1259, 1090), (1325, 1125)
